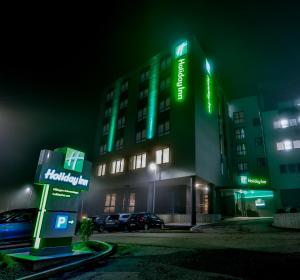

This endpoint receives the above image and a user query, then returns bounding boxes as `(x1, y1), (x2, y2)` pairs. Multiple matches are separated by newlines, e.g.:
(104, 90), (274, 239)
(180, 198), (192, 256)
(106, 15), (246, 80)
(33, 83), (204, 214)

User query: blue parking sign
(55, 215), (69, 229)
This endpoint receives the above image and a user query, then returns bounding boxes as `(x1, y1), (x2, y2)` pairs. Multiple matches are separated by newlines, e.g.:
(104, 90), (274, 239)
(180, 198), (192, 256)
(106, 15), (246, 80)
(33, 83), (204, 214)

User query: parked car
(118, 213), (131, 229)
(0, 208), (38, 243)
(125, 212), (164, 231)
(93, 213), (131, 232)
(93, 214), (108, 232)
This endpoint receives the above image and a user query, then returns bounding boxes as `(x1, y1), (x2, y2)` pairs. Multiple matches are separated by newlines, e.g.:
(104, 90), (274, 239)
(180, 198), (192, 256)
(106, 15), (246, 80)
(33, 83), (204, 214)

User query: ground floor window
(104, 193), (116, 213)
(199, 191), (209, 214)
(128, 192), (136, 213)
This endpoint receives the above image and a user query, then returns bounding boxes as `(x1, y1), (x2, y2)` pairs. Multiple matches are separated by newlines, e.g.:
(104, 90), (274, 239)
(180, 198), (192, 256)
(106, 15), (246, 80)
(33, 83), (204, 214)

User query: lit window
(130, 153), (147, 170)
(280, 119), (289, 128)
(128, 193), (136, 213)
(104, 193), (116, 213)
(136, 129), (146, 143)
(235, 128), (245, 140)
(100, 143), (107, 155)
(97, 164), (106, 176)
(115, 138), (124, 151)
(236, 143), (247, 156)
(111, 159), (125, 174)
(155, 147), (170, 164)
(276, 142), (284, 150)
(293, 140), (300, 149)
(273, 121), (281, 129)
(284, 140), (292, 150)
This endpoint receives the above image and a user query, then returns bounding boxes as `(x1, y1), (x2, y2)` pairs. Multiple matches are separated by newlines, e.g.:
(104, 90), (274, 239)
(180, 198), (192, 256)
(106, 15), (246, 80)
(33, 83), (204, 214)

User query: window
(100, 143), (107, 155)
(117, 116), (126, 129)
(237, 161), (248, 173)
(130, 153), (147, 170)
(159, 97), (171, 112)
(233, 111), (244, 124)
(273, 121), (281, 129)
(277, 141), (293, 151)
(236, 143), (247, 156)
(293, 140), (300, 149)
(115, 138), (124, 150)
(121, 80), (129, 92)
(97, 164), (106, 176)
(137, 107), (147, 121)
(136, 129), (146, 143)
(274, 118), (298, 129)
(106, 90), (114, 101)
(160, 56), (171, 71)
(255, 137), (263, 146)
(111, 159), (125, 174)
(288, 164), (296, 173)
(104, 193), (116, 213)
(157, 120), (170, 136)
(104, 107), (112, 118)
(159, 77), (171, 92)
(280, 164), (287, 173)
(128, 192), (136, 213)
(289, 119), (297, 126)
(280, 119), (289, 128)
(235, 128), (245, 140)
(257, 157), (266, 168)
(139, 88), (149, 99)
(103, 123), (110, 135)
(253, 117), (260, 126)
(156, 147), (170, 164)
(119, 99), (128, 109)
(140, 69), (150, 83)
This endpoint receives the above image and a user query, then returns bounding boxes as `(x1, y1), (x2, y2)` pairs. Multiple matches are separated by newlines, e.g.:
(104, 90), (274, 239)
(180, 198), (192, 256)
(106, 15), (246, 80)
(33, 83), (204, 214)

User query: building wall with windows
(262, 99), (300, 209)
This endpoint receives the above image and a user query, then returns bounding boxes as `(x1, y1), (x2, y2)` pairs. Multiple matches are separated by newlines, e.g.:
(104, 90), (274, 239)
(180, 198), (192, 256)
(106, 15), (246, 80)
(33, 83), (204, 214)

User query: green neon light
(33, 184), (49, 249)
(235, 190), (273, 199)
(107, 80), (121, 152)
(205, 59), (212, 114)
(146, 55), (159, 139)
(239, 175), (268, 186)
(174, 40), (188, 102)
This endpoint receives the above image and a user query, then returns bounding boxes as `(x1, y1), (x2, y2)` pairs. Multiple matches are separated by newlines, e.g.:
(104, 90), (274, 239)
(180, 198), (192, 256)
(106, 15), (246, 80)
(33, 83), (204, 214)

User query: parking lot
(67, 218), (300, 279)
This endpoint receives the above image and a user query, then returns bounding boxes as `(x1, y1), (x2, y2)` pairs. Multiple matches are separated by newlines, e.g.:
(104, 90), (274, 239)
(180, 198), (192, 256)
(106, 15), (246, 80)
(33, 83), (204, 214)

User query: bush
(79, 218), (94, 242)
(290, 207), (299, 213)
(276, 208), (286, 214)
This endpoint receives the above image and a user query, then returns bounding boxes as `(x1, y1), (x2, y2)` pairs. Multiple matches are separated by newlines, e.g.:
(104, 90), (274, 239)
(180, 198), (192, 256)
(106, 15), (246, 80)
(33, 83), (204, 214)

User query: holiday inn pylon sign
(32, 147), (91, 256)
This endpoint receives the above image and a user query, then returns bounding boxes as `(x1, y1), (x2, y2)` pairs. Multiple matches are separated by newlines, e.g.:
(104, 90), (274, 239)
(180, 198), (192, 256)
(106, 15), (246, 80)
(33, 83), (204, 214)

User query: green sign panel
(64, 148), (85, 172)
(238, 175), (268, 186)
(174, 40), (188, 102)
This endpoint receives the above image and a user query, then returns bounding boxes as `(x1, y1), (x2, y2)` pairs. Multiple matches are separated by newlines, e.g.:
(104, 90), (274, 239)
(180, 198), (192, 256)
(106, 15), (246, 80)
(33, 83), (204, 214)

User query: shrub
(79, 218), (94, 242)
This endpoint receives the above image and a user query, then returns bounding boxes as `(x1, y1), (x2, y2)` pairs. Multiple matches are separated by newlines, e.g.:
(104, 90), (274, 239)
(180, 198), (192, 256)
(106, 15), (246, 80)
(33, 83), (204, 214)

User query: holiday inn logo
(63, 148), (85, 173)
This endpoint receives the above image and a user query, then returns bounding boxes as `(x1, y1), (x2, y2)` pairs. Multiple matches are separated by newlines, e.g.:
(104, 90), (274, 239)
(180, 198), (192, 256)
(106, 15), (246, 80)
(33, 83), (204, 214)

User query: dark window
(117, 116), (126, 129)
(121, 80), (129, 92)
(115, 137), (124, 151)
(160, 56), (171, 71)
(297, 163), (300, 173)
(280, 164), (287, 173)
(233, 111), (244, 124)
(140, 68), (150, 83)
(235, 128), (245, 140)
(159, 97), (171, 112)
(106, 90), (114, 101)
(236, 143), (247, 156)
(255, 137), (263, 146)
(257, 157), (266, 168)
(288, 164), (296, 173)
(253, 117), (260, 126)
(237, 161), (248, 173)
(157, 120), (170, 136)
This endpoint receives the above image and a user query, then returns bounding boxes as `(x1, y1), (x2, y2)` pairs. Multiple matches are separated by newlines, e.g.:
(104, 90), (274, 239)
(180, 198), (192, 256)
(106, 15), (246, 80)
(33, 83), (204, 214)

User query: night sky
(0, 1), (299, 207)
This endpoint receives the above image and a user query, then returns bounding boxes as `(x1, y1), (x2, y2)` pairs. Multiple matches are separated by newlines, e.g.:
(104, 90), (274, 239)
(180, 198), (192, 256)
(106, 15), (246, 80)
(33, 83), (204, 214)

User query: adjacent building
(88, 37), (299, 223)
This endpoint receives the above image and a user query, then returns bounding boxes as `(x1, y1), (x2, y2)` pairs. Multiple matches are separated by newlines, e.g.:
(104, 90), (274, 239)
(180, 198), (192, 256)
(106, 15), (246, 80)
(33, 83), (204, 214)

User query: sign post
(31, 147), (91, 256)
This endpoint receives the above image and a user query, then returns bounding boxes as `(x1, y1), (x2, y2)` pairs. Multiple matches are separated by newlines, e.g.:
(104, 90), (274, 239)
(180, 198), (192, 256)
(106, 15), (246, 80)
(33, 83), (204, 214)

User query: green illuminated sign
(146, 55), (159, 139)
(205, 59), (213, 114)
(64, 148), (85, 172)
(239, 175), (268, 186)
(174, 40), (188, 102)
(108, 80), (121, 152)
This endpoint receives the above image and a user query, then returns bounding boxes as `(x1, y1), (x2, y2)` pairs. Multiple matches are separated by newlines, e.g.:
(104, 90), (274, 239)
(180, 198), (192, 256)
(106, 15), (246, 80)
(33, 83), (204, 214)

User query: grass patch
(0, 253), (19, 269)
(72, 241), (107, 253)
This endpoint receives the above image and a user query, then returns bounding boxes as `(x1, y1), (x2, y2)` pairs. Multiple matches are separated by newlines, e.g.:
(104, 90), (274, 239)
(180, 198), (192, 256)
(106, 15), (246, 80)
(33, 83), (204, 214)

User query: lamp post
(149, 162), (157, 213)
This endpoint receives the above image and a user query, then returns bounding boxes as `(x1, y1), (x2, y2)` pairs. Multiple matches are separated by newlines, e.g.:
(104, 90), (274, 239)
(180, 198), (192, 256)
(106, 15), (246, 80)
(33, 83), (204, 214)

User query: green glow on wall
(146, 55), (159, 139)
(33, 184), (50, 249)
(205, 59), (212, 114)
(243, 190), (273, 199)
(174, 40), (188, 102)
(239, 175), (268, 186)
(107, 80), (121, 152)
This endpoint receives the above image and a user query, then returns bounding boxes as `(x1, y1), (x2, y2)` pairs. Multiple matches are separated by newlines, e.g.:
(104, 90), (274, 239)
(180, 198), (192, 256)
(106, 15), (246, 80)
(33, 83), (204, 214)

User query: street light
(148, 162), (157, 213)
(25, 186), (32, 208)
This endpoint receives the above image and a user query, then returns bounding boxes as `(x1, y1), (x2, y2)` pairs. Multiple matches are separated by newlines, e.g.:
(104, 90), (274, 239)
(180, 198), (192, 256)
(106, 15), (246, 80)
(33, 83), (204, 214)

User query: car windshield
(0, 210), (18, 222)
(120, 214), (129, 219)
(107, 215), (119, 220)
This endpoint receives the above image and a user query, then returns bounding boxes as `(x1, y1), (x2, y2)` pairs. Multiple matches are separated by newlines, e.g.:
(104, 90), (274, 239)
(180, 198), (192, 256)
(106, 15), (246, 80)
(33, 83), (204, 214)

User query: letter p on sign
(55, 215), (68, 229)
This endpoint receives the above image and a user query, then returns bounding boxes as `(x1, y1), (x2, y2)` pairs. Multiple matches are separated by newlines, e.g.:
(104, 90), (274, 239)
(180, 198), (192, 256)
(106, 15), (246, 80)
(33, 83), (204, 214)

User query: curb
(17, 241), (116, 280)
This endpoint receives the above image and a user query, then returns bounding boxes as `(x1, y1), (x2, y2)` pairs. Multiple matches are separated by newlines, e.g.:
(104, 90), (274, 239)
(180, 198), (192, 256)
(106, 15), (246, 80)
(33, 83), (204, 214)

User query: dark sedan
(0, 208), (38, 243)
(125, 212), (164, 231)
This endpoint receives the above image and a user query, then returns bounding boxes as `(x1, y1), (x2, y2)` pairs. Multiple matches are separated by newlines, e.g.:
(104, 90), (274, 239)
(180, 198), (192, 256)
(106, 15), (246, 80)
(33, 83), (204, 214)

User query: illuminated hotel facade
(89, 37), (300, 223)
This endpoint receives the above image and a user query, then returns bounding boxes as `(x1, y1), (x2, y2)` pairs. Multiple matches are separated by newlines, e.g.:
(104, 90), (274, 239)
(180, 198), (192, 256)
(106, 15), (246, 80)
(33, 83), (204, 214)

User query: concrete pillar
(146, 182), (153, 212)
(208, 183), (216, 214)
(190, 176), (196, 226)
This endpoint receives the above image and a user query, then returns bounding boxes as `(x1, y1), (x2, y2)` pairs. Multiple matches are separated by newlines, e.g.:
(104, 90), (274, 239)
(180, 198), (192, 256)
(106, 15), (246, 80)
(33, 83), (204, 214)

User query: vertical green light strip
(33, 184), (50, 249)
(107, 80), (121, 152)
(146, 55), (159, 139)
(205, 59), (213, 114)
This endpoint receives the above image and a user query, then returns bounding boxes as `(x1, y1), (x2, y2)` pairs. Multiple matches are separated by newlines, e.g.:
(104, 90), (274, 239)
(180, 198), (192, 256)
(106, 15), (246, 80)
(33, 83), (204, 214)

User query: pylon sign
(32, 147), (91, 256)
